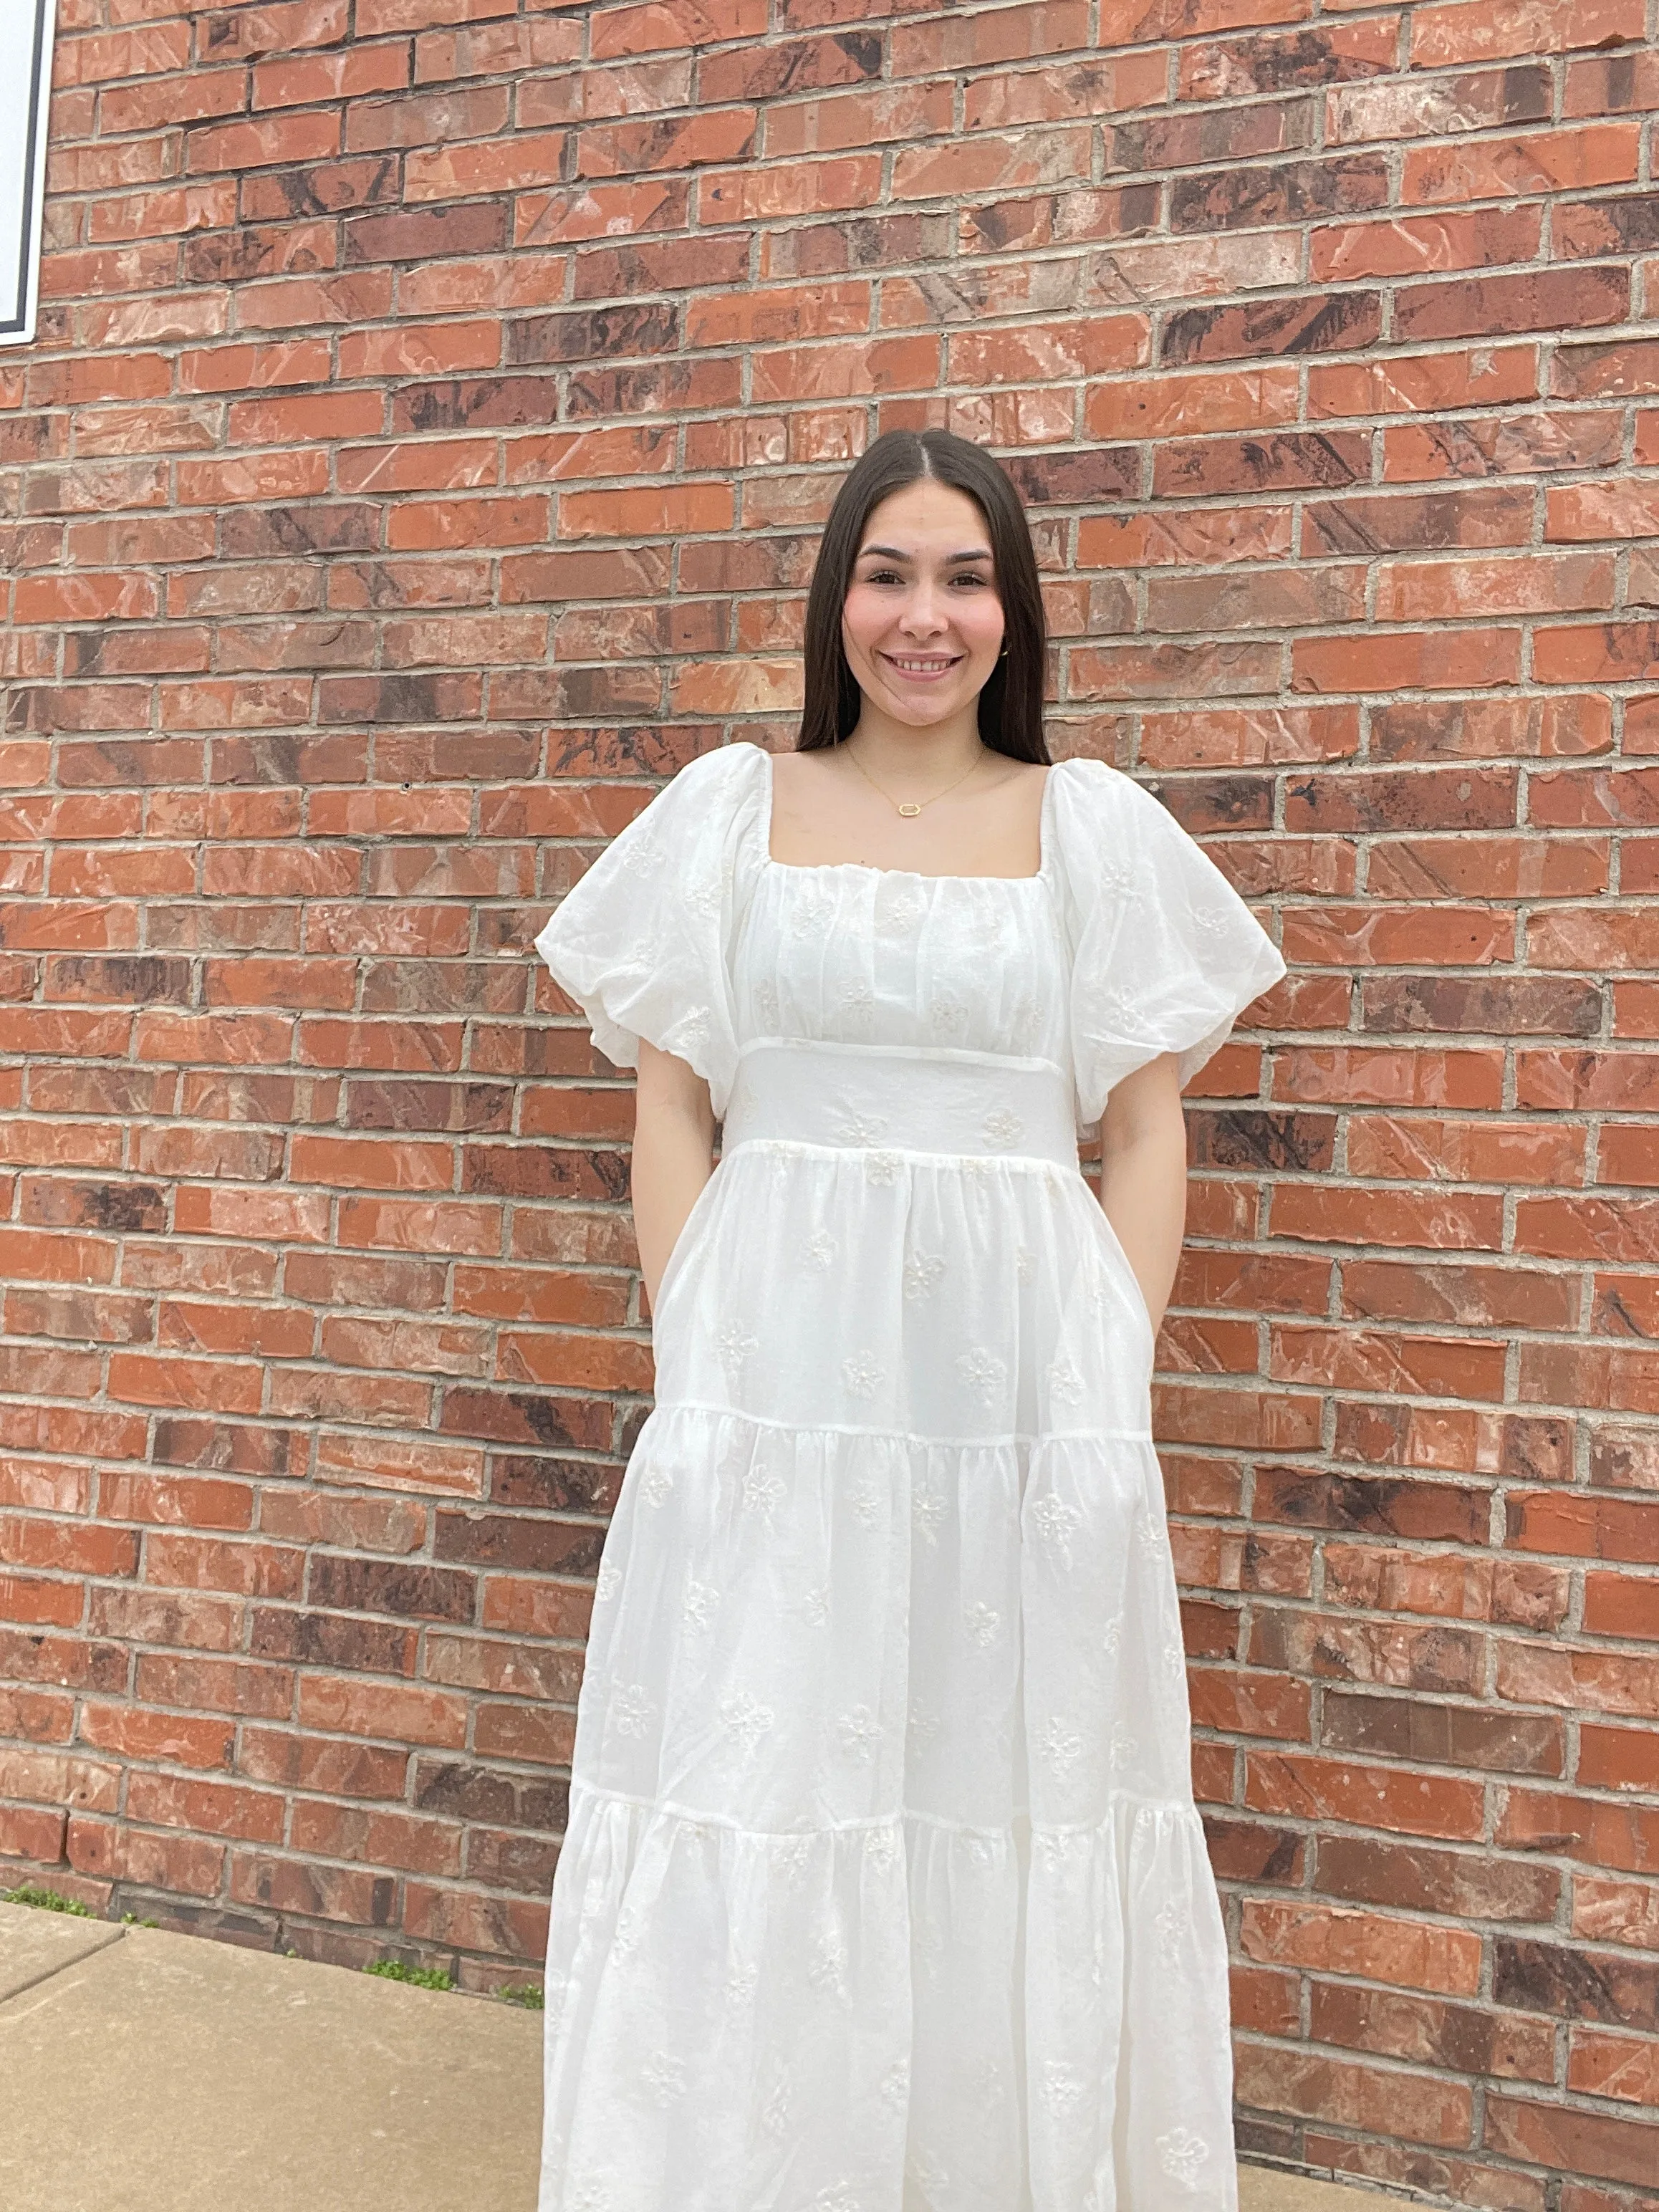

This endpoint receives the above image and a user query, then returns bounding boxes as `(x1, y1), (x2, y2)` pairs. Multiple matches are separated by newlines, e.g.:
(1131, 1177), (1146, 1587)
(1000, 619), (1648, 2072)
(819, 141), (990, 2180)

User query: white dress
(532, 741), (1286, 2212)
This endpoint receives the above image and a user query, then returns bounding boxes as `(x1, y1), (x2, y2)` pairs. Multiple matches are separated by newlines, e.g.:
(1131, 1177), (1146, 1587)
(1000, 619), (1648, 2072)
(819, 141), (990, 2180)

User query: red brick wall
(3, 0), (1658, 2200)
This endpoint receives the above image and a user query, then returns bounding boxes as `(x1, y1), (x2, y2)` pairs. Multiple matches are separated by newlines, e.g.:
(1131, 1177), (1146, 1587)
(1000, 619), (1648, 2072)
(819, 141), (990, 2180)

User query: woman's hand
(1097, 1050), (1188, 1345)
(632, 1039), (718, 1315)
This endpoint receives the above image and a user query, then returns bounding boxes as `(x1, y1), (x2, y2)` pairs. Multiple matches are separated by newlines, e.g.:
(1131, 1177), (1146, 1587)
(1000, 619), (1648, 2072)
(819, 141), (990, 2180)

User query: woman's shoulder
(659, 740), (769, 802)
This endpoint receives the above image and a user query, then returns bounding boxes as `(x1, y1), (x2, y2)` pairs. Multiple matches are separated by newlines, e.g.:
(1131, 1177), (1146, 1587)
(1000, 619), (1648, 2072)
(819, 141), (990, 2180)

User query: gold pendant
(897, 802), (921, 817)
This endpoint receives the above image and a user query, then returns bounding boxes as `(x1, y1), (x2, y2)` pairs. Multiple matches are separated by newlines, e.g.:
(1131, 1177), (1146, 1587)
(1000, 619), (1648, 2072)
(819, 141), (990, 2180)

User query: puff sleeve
(1049, 756), (1286, 1127)
(532, 743), (768, 1122)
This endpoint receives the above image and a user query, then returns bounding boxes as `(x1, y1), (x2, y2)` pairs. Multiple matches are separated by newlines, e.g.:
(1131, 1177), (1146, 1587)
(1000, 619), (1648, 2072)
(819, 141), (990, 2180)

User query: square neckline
(758, 743), (1058, 886)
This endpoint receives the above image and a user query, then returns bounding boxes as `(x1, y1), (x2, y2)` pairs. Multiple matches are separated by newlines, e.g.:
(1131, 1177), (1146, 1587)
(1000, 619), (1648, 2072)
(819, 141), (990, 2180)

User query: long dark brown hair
(797, 429), (1049, 764)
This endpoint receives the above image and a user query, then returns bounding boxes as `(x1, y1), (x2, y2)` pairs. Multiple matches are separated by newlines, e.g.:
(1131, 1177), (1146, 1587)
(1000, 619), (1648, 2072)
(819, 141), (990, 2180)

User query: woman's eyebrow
(858, 544), (993, 562)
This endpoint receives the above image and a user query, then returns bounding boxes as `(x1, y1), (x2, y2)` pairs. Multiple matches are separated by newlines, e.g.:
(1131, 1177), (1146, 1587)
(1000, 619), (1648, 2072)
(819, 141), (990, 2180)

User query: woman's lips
(879, 652), (963, 681)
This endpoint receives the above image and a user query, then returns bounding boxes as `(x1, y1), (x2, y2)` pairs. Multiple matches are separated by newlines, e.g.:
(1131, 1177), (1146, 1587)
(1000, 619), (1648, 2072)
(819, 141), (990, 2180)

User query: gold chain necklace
(843, 741), (988, 819)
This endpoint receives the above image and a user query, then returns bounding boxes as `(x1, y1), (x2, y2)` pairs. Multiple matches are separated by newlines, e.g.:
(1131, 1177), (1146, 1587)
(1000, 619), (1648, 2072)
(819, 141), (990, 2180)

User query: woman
(533, 428), (1285, 2212)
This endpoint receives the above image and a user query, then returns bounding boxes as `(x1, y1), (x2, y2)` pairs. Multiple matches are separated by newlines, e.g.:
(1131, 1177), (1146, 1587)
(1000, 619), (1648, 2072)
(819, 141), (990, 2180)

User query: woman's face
(840, 479), (1005, 732)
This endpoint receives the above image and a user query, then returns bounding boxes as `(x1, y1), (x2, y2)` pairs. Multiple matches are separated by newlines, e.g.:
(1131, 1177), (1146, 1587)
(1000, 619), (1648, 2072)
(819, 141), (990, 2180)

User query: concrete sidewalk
(0, 1898), (1408, 2212)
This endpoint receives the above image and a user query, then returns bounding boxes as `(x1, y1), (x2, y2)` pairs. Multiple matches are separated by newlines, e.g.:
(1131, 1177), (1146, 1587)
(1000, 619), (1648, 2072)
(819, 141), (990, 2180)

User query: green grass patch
(363, 1958), (454, 1992)
(497, 1981), (545, 2010)
(2, 1885), (95, 1918)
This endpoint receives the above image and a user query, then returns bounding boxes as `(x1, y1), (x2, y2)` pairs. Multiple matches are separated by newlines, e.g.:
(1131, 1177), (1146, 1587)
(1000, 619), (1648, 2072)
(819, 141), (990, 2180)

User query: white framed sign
(1, 0), (56, 347)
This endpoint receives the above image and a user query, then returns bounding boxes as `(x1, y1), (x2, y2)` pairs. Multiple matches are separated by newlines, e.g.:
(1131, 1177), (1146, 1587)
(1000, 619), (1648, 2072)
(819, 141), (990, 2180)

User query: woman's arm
(631, 1038), (718, 1313)
(1097, 1049), (1188, 1342)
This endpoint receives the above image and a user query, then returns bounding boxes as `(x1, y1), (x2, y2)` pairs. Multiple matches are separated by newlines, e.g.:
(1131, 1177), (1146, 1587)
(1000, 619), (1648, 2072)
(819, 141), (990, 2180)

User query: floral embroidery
(1009, 992), (1044, 1049)
(814, 2185), (862, 2212)
(841, 1351), (885, 1399)
(1039, 2059), (1086, 2116)
(787, 888), (837, 937)
(903, 1251), (946, 1299)
(681, 1577), (716, 1632)
(1045, 1356), (1085, 1405)
(803, 1228), (838, 1269)
(850, 1479), (883, 1529)
(725, 1959), (758, 2006)
(775, 1834), (814, 1887)
(880, 2056), (910, 2107)
(883, 890), (925, 929)
(963, 1600), (1001, 1648)
(718, 1688), (775, 1752)
(1108, 1722), (1138, 1771)
(911, 1479), (946, 1547)
(641, 2050), (687, 2103)
(1157, 2127), (1211, 2189)
(837, 980), (876, 1034)
(835, 1704), (883, 1761)
(740, 1464), (785, 1520)
(567, 2177), (609, 2212)
(611, 1904), (643, 1958)
(808, 1929), (849, 1994)
(907, 1700), (942, 1749)
(981, 1107), (1024, 1150)
(863, 1149), (903, 1185)
(954, 1346), (1006, 1408)
(799, 1583), (830, 1627)
(640, 1463), (675, 1506)
(754, 977), (781, 1027)
(1030, 1491), (1082, 1562)
(716, 1322), (759, 1374)
(863, 1822), (899, 1872)
(1034, 1716), (1085, 1777)
(669, 1006), (711, 1054)
(831, 1105), (886, 1145)
(594, 1561), (620, 1602)
(928, 996), (968, 1037)
(611, 1683), (655, 1738)
(1015, 1245), (1037, 1284)
(1101, 1614), (1123, 1658)
(1163, 1638), (1188, 1680)
(684, 871), (725, 918)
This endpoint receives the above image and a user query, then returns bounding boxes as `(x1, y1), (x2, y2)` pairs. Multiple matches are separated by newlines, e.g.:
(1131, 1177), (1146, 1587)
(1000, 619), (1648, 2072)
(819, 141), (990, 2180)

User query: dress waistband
(721, 1039), (1079, 1170)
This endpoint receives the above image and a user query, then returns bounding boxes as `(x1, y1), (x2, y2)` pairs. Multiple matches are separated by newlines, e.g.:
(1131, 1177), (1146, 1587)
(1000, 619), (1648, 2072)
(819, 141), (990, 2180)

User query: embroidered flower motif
(975, 2055), (1005, 2103)
(617, 832), (663, 877)
(837, 980), (875, 1034)
(1157, 2127), (1211, 2189)
(641, 2050), (687, 2103)
(1009, 992), (1044, 1049)
(903, 1251), (946, 1300)
(880, 2056), (910, 2107)
(841, 1351), (885, 1400)
(611, 1683), (655, 1739)
(1138, 1506), (1168, 1556)
(907, 1700), (942, 1749)
(883, 890), (925, 929)
(718, 1688), (775, 1753)
(1101, 1614), (1123, 1658)
(831, 1105), (886, 1145)
(740, 1464), (785, 1520)
(725, 1959), (758, 2007)
(799, 1583), (830, 1628)
(849, 1479), (883, 1529)
(1108, 1722), (1138, 1771)
(954, 1346), (1006, 1408)
(1035, 1716), (1085, 1777)
(911, 1480), (946, 1547)
(611, 1904), (643, 1958)
(981, 1107), (1024, 1150)
(1040, 2059), (1086, 2116)
(594, 1561), (620, 1603)
(803, 1228), (838, 1270)
(1186, 893), (1234, 940)
(1030, 1491), (1082, 1562)
(808, 1930), (849, 1994)
(814, 2185), (862, 2212)
(716, 1322), (759, 1374)
(684, 871), (725, 918)
(1163, 1638), (1188, 1680)
(681, 1576), (716, 1632)
(1045, 1357), (1086, 1405)
(863, 1149), (903, 1186)
(787, 888), (837, 937)
(775, 1834), (813, 1887)
(670, 1006), (711, 1054)
(1015, 1246), (1037, 1284)
(567, 2176), (610, 2212)
(863, 1822), (899, 1872)
(963, 1600), (1001, 1649)
(754, 977), (782, 1028)
(640, 1463), (675, 1506)
(928, 997), (968, 1037)
(835, 1705), (883, 1762)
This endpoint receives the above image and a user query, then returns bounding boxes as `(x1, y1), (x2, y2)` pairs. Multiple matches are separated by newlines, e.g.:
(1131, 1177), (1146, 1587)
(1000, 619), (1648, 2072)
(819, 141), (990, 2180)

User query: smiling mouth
(880, 653), (963, 678)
